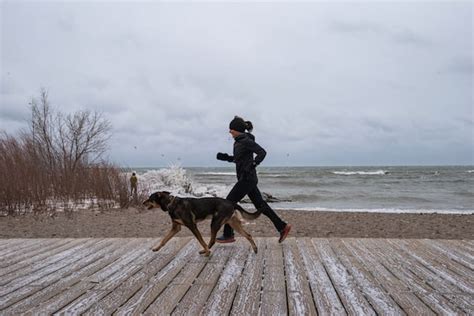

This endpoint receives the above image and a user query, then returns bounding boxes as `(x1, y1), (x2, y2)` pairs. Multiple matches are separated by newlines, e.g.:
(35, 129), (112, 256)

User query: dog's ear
(158, 191), (171, 199)
(149, 192), (160, 201)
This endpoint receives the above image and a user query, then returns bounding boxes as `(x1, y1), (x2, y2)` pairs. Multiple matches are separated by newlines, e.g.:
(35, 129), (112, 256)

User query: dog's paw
(151, 247), (161, 252)
(199, 250), (211, 256)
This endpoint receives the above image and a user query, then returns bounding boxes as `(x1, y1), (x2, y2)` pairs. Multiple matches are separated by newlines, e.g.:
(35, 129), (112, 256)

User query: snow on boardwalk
(0, 238), (472, 315)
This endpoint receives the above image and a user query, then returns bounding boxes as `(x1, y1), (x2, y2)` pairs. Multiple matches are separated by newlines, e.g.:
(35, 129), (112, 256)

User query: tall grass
(0, 132), (129, 215)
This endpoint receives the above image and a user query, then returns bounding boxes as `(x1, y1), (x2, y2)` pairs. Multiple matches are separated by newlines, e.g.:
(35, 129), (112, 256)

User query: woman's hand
(217, 152), (233, 162)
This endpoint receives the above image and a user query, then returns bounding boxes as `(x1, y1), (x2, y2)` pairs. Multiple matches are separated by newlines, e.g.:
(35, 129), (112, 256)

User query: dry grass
(0, 133), (129, 215)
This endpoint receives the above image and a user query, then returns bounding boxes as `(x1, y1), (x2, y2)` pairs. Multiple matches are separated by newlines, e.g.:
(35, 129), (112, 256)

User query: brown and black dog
(143, 191), (261, 256)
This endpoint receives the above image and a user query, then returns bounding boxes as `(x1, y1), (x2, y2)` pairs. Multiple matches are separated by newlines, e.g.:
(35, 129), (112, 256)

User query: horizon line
(120, 164), (474, 169)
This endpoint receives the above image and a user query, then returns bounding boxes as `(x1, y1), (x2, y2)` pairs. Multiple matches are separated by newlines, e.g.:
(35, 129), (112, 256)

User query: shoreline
(274, 207), (474, 215)
(1, 208), (473, 240)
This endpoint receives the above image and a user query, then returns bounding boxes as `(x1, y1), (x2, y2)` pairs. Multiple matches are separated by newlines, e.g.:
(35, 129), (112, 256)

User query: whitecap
(332, 170), (387, 175)
(199, 172), (235, 176)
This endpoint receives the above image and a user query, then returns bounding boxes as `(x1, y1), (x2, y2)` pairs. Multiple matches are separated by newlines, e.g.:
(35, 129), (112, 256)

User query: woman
(216, 116), (291, 243)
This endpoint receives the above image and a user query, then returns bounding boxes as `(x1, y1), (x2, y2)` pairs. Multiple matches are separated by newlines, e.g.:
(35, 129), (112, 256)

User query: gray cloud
(329, 20), (386, 35)
(1, 1), (472, 166)
(329, 20), (432, 47)
(440, 56), (473, 75)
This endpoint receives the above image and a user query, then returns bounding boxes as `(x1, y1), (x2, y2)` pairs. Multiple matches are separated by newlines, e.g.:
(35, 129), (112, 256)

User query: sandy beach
(1, 207), (473, 239)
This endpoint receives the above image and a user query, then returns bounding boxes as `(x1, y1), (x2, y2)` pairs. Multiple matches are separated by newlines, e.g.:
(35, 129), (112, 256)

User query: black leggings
(223, 178), (286, 236)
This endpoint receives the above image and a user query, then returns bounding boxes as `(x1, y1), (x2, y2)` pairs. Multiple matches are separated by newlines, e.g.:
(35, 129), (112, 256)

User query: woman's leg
(247, 186), (287, 232)
(222, 179), (256, 237)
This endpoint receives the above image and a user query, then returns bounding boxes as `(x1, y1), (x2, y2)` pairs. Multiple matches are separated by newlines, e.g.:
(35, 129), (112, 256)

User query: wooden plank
(406, 240), (473, 284)
(442, 293), (474, 313)
(421, 239), (474, 271)
(0, 238), (46, 254)
(2, 239), (131, 315)
(342, 239), (435, 315)
(384, 239), (474, 313)
(282, 238), (317, 316)
(364, 239), (462, 314)
(312, 239), (376, 315)
(433, 240), (474, 269)
(230, 238), (266, 316)
(0, 239), (23, 250)
(463, 240), (474, 246)
(198, 239), (251, 316)
(0, 239), (98, 296)
(0, 237), (472, 315)
(260, 237), (287, 316)
(143, 241), (219, 315)
(0, 239), (68, 267)
(53, 239), (155, 315)
(114, 239), (198, 316)
(386, 239), (474, 295)
(0, 239), (74, 273)
(439, 240), (474, 261)
(83, 238), (190, 315)
(23, 239), (141, 315)
(171, 244), (233, 315)
(0, 239), (56, 260)
(329, 239), (405, 315)
(0, 239), (114, 311)
(296, 238), (346, 316)
(449, 239), (474, 253)
(0, 239), (88, 280)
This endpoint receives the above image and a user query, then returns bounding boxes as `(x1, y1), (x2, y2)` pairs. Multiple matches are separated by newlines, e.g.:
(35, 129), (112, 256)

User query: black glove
(217, 152), (230, 161)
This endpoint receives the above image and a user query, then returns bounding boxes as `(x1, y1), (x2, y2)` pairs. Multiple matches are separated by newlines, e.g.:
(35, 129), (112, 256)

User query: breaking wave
(134, 165), (230, 198)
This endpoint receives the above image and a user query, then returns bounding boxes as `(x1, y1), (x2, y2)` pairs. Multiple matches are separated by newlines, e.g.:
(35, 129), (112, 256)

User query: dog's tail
(234, 203), (262, 220)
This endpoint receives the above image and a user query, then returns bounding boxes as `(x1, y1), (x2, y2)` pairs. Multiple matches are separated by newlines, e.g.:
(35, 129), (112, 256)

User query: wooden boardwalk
(0, 238), (472, 315)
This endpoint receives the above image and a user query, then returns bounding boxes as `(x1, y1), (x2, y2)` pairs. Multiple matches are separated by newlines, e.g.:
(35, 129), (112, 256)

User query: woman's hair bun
(245, 121), (253, 132)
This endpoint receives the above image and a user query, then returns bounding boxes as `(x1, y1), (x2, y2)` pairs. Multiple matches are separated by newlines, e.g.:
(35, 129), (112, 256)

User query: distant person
(130, 172), (138, 196)
(216, 116), (291, 243)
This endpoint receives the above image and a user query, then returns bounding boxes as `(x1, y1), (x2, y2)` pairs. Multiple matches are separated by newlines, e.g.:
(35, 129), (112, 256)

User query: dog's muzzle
(143, 199), (161, 210)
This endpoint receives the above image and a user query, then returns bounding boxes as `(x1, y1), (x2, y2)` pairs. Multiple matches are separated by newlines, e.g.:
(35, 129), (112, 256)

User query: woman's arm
(216, 152), (234, 162)
(240, 138), (267, 165)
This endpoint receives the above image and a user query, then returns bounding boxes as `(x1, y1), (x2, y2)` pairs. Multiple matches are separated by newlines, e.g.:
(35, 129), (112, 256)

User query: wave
(274, 206), (474, 215)
(200, 172), (289, 178)
(260, 174), (290, 178)
(467, 170), (474, 173)
(332, 170), (388, 176)
(199, 172), (235, 176)
(135, 166), (231, 198)
(132, 166), (293, 203)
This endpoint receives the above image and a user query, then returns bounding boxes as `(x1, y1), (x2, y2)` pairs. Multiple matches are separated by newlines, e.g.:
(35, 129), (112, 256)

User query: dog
(143, 191), (261, 256)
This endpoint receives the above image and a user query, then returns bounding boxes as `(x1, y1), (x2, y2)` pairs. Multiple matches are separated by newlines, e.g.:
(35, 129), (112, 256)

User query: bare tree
(30, 88), (112, 172)
(30, 89), (57, 172)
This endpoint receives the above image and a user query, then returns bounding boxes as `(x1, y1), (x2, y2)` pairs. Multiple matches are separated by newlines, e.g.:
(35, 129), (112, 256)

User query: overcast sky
(1, 1), (472, 167)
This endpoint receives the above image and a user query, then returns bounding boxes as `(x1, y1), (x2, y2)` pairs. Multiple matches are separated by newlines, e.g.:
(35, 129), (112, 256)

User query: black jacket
(229, 133), (266, 181)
